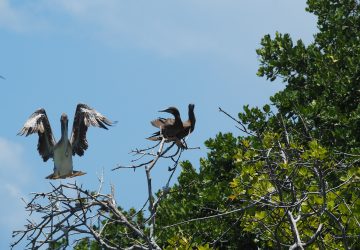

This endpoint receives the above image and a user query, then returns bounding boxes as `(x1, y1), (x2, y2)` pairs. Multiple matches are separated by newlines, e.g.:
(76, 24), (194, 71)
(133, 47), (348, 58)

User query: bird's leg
(160, 126), (164, 137)
(182, 139), (188, 149)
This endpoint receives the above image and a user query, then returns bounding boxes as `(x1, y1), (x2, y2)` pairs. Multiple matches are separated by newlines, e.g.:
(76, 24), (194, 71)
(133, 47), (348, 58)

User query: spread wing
(150, 117), (173, 128)
(17, 108), (56, 162)
(70, 103), (114, 156)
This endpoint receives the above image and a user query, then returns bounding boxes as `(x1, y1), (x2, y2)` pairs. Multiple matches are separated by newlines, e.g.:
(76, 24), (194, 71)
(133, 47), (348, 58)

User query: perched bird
(18, 103), (114, 179)
(147, 104), (196, 147)
(149, 106), (184, 140)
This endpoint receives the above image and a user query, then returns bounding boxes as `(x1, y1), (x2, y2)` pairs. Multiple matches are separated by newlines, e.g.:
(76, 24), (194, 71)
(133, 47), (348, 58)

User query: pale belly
(53, 140), (73, 177)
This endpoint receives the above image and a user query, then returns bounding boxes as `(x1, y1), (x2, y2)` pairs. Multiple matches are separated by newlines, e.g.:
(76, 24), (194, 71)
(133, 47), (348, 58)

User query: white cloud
(0, 0), (49, 32)
(46, 0), (316, 57)
(0, 138), (31, 232)
(0, 0), (316, 58)
(46, 0), (217, 56)
(0, 0), (25, 31)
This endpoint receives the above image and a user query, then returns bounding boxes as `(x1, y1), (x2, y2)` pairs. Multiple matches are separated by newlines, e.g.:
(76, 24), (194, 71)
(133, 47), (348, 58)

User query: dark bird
(147, 104), (196, 147)
(149, 106), (184, 139)
(18, 104), (114, 179)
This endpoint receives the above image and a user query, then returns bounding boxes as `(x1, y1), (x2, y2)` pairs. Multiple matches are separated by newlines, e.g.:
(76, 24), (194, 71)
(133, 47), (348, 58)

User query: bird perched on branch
(149, 106), (183, 139)
(18, 103), (114, 179)
(147, 104), (196, 148)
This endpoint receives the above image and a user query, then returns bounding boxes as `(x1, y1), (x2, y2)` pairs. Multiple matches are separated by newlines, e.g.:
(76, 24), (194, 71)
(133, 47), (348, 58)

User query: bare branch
(219, 107), (256, 136)
(288, 211), (304, 250)
(163, 202), (257, 229)
(11, 182), (161, 250)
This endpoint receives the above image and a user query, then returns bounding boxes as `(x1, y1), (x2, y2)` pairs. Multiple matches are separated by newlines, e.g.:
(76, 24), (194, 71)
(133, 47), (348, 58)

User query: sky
(0, 1), (317, 249)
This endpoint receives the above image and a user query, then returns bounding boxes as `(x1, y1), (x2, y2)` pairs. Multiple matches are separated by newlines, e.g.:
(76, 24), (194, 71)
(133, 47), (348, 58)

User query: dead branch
(13, 124), (199, 249)
(11, 182), (161, 250)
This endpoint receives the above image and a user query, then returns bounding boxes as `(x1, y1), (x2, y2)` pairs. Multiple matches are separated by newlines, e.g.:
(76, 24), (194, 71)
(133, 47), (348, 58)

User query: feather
(70, 103), (114, 156)
(18, 108), (56, 161)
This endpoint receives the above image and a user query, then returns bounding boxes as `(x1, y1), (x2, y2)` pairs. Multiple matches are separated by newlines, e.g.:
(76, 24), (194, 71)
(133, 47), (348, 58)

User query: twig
(218, 107), (255, 136)
(163, 202), (257, 229)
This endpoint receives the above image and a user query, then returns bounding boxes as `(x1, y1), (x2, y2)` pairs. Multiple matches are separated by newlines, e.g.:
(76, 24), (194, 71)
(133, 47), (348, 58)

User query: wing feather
(18, 108), (56, 161)
(70, 103), (114, 156)
(150, 117), (174, 128)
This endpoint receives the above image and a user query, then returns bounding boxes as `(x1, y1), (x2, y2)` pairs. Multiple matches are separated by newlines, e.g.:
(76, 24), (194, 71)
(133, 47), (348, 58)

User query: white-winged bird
(18, 103), (114, 179)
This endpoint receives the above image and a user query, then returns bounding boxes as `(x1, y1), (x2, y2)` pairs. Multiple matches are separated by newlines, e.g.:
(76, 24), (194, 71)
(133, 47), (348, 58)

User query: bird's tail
(146, 131), (162, 141)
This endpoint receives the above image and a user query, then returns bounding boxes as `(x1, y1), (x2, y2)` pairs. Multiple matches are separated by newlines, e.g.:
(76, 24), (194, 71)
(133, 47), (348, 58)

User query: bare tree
(12, 138), (198, 249)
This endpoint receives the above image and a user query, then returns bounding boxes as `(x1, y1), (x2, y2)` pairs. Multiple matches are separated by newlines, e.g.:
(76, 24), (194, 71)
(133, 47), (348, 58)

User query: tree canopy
(156, 0), (360, 248)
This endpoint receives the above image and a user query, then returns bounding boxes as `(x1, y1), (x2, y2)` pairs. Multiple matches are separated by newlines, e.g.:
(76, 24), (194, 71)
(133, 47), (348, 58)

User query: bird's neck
(61, 120), (69, 156)
(61, 121), (68, 139)
(174, 114), (182, 125)
(189, 109), (196, 131)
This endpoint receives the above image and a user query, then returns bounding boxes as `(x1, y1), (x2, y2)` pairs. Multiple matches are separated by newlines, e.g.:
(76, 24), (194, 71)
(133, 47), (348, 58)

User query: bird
(147, 106), (184, 145)
(18, 103), (114, 179)
(149, 106), (184, 139)
(147, 104), (195, 147)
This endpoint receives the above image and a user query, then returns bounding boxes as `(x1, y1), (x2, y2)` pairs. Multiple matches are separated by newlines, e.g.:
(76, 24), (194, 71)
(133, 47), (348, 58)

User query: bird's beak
(159, 108), (171, 113)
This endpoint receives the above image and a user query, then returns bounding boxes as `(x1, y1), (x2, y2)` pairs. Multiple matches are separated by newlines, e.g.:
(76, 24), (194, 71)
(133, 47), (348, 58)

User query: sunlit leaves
(165, 234), (212, 250)
(301, 140), (328, 160)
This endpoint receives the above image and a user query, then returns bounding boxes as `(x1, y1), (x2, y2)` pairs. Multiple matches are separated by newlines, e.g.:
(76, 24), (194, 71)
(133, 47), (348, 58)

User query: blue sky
(0, 1), (317, 249)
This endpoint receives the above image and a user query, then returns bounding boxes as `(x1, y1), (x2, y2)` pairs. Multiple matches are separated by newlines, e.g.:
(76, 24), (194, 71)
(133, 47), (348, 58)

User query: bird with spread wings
(18, 103), (114, 179)
(147, 104), (196, 148)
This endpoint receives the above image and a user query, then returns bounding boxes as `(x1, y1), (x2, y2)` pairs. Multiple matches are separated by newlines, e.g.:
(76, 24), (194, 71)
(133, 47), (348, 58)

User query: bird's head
(159, 106), (180, 116)
(61, 113), (68, 122)
(188, 104), (195, 111)
(60, 113), (69, 133)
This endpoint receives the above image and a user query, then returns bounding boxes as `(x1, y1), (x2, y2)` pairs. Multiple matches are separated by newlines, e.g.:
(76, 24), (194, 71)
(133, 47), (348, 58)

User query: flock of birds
(18, 103), (196, 179)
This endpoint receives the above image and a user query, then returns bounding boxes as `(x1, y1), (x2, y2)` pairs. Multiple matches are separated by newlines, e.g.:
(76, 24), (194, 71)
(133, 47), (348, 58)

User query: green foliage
(164, 234), (212, 250)
(156, 134), (257, 249)
(257, 0), (360, 151)
(230, 119), (359, 248)
(47, 239), (67, 250)
(157, 1), (360, 249)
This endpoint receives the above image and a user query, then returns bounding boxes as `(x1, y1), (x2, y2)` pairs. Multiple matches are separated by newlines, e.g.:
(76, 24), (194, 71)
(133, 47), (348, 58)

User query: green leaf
(263, 104), (271, 113)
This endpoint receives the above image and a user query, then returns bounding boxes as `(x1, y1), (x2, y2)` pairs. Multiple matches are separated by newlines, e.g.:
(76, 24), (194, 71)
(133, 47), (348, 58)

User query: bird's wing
(18, 108), (56, 161)
(150, 117), (172, 128)
(70, 103), (113, 156)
